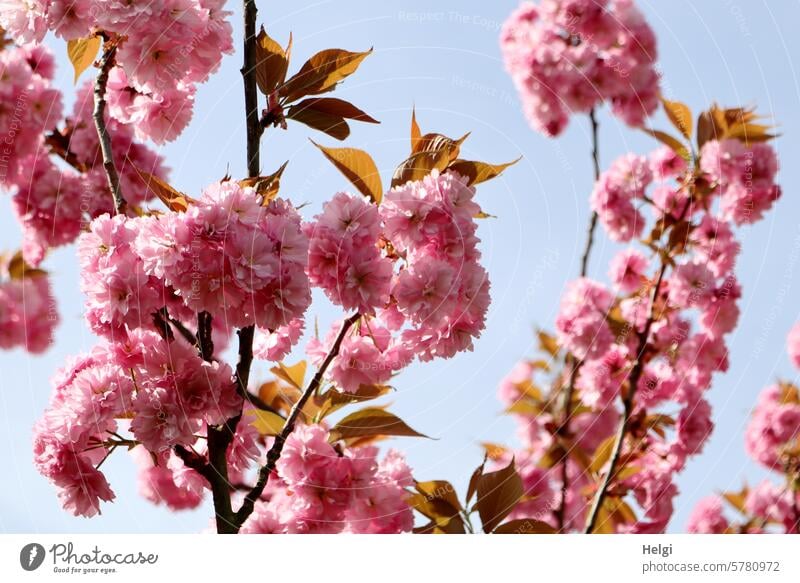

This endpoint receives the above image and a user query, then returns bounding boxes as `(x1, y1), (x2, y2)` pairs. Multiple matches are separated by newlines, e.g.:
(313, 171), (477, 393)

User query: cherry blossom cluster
(0, 42), (62, 187)
(32, 329), (243, 516)
(16, 80), (167, 267)
(0, 0), (234, 143)
(35, 164), (493, 519)
(240, 424), (414, 534)
(0, 39), (168, 354)
(687, 323), (800, 534)
(304, 170), (490, 393)
(493, 135), (780, 533)
(0, 253), (58, 353)
(77, 180), (310, 339)
(500, 0), (660, 136)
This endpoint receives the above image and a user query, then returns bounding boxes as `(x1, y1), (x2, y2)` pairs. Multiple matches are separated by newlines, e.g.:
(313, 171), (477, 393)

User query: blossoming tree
(0, 0), (793, 536)
(403, 0), (785, 535)
(1, 1), (513, 534)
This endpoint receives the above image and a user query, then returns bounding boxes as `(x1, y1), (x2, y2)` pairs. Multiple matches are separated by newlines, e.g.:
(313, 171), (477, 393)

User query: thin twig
(555, 108), (603, 530)
(583, 197), (693, 533)
(92, 37), (127, 215)
(233, 313), (360, 529)
(579, 108), (601, 277)
(168, 314), (200, 348)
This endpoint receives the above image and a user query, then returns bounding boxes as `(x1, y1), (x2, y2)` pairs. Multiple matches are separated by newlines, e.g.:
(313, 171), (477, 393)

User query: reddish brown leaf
(280, 48), (372, 103)
(476, 458), (523, 533)
(255, 27), (291, 95)
(311, 141), (383, 204)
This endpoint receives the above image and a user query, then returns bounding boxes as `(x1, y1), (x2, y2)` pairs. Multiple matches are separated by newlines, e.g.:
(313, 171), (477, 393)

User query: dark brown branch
(578, 108), (601, 277)
(583, 197), (693, 533)
(197, 311), (214, 361)
(92, 38), (127, 215)
(554, 356), (580, 531)
(45, 131), (89, 173)
(191, 310), (240, 534)
(555, 108), (603, 530)
(198, 0), (263, 535)
(233, 313), (361, 529)
(242, 0), (261, 178)
(168, 314), (200, 348)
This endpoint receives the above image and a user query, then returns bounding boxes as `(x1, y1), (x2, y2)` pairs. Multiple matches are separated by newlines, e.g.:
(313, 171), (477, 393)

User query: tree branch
(242, 0), (260, 179)
(92, 37), (127, 215)
(555, 108), (602, 530)
(578, 108), (601, 277)
(583, 197), (693, 533)
(233, 313), (361, 529)
(197, 0), (263, 535)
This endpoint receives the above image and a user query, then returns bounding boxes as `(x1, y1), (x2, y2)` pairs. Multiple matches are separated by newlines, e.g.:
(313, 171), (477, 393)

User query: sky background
(2, 0), (800, 533)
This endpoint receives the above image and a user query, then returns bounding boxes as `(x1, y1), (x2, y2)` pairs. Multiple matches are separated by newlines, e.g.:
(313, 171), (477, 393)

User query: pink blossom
(576, 344), (630, 407)
(134, 182), (312, 330)
(673, 398), (714, 458)
(701, 139), (781, 225)
(745, 481), (794, 528)
(608, 248), (649, 293)
(691, 215), (740, 278)
(745, 383), (800, 470)
(555, 277), (614, 359)
(254, 318), (305, 362)
(667, 261), (716, 310)
(686, 496), (729, 533)
(0, 256), (59, 354)
(787, 322), (800, 370)
(132, 447), (205, 511)
(649, 146), (688, 181)
(500, 0), (660, 136)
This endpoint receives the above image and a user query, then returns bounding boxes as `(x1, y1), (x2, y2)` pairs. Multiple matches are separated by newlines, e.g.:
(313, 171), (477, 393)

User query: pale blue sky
(2, 0), (800, 533)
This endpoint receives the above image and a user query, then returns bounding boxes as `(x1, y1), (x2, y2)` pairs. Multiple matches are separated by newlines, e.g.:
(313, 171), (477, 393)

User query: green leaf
(328, 407), (428, 442)
(476, 458), (523, 533)
(311, 141), (383, 204)
(67, 35), (100, 84)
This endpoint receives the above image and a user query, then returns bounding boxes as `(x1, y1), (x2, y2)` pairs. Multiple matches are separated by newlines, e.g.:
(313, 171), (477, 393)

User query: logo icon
(20, 543), (46, 571)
